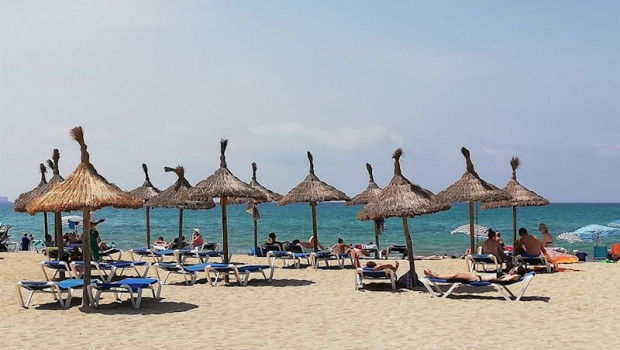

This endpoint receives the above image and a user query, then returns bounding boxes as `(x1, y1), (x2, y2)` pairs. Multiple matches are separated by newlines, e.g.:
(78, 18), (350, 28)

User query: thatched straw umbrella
(228, 162), (282, 256)
(436, 147), (511, 254)
(278, 151), (351, 252)
(14, 163), (50, 237)
(128, 164), (162, 247)
(357, 149), (451, 287)
(26, 127), (143, 306)
(147, 166), (215, 243)
(481, 156), (549, 246)
(187, 140), (267, 268)
(346, 163), (383, 256)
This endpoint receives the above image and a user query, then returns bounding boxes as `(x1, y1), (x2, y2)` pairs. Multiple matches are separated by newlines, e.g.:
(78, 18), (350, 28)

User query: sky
(1, 1), (618, 203)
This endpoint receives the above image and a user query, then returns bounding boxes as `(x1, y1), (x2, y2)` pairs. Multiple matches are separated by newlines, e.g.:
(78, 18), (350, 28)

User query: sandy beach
(1, 251), (617, 350)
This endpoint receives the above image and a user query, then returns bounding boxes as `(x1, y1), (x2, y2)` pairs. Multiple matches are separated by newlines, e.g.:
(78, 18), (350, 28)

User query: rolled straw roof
(346, 163), (382, 206)
(482, 156), (549, 209)
(188, 139), (267, 201)
(13, 163), (48, 212)
(228, 162), (282, 204)
(357, 149), (451, 221)
(278, 151), (350, 205)
(147, 166), (215, 210)
(128, 163), (162, 202)
(26, 127), (143, 214)
(436, 147), (511, 203)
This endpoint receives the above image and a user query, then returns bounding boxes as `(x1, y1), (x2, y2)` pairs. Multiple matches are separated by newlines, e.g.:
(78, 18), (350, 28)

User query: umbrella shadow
(432, 293), (550, 302)
(32, 297), (199, 313)
(356, 283), (406, 293)
(79, 299), (199, 314)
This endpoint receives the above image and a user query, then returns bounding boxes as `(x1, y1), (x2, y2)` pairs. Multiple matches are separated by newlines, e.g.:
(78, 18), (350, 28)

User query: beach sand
(1, 251), (617, 349)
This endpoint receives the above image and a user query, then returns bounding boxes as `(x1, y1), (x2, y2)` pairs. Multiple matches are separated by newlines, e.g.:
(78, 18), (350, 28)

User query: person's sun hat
(193, 228), (200, 235)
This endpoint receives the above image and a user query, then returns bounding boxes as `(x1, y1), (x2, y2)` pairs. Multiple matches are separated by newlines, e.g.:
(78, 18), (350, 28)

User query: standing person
(20, 233), (31, 251)
(538, 223), (554, 247)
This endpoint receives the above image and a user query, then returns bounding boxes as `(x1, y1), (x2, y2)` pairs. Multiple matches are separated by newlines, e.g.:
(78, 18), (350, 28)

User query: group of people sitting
(479, 224), (558, 271)
(153, 228), (206, 251)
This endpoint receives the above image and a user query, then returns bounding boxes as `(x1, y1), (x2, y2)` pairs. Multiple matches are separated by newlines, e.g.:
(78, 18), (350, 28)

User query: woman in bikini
(423, 266), (526, 282)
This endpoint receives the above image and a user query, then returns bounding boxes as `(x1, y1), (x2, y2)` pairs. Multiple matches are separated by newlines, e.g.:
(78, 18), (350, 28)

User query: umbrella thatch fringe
(129, 163), (161, 202)
(436, 147), (511, 203)
(278, 151), (350, 205)
(13, 163), (48, 212)
(346, 163), (382, 206)
(228, 162), (282, 204)
(188, 139), (267, 201)
(26, 127), (143, 214)
(148, 166), (215, 210)
(357, 148), (450, 220)
(482, 156), (549, 209)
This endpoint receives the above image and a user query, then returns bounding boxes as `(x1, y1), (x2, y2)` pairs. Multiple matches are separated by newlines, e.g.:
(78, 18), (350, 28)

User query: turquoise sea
(1, 202), (618, 257)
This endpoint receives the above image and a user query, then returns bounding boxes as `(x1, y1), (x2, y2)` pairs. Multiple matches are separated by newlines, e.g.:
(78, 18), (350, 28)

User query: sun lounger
(88, 277), (162, 308)
(153, 262), (229, 285)
(40, 260), (75, 280)
(466, 254), (501, 273)
(16, 278), (93, 308)
(515, 254), (552, 272)
(129, 248), (159, 262)
(204, 264), (274, 286)
(420, 272), (536, 301)
(175, 249), (227, 264)
(354, 267), (397, 291)
(311, 251), (353, 269)
(266, 250), (312, 268)
(98, 248), (123, 262)
(386, 245), (407, 259)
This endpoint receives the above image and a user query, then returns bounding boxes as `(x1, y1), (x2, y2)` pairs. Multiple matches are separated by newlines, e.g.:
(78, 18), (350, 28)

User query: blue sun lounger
(204, 264), (274, 286)
(354, 267), (397, 291)
(88, 277), (162, 308)
(40, 261), (75, 280)
(515, 254), (552, 272)
(420, 272), (536, 301)
(466, 254), (501, 273)
(153, 262), (229, 285)
(16, 278), (93, 308)
(266, 250), (312, 268)
(311, 251), (353, 269)
(70, 260), (152, 282)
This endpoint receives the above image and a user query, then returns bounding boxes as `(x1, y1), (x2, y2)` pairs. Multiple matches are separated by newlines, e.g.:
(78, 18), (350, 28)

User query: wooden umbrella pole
(146, 206), (151, 247)
(81, 209), (91, 307)
(373, 219), (380, 259)
(512, 205), (517, 247)
(178, 208), (184, 242)
(253, 217), (258, 257)
(402, 216), (418, 288)
(311, 202), (318, 252)
(43, 212), (49, 237)
(54, 212), (63, 261)
(221, 196), (229, 283)
(468, 201), (475, 254)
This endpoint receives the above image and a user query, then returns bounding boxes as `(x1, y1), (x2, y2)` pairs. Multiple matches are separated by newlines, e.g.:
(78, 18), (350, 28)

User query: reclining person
(424, 266), (526, 283)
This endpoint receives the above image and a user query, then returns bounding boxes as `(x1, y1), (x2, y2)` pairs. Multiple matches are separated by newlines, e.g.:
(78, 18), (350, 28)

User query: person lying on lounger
(364, 260), (399, 272)
(423, 266), (527, 283)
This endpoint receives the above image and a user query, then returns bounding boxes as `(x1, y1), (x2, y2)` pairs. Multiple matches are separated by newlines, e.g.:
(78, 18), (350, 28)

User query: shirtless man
(515, 227), (546, 256)
(481, 229), (508, 262)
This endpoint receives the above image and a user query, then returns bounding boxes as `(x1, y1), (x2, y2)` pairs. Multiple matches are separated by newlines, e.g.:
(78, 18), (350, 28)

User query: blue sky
(1, 1), (618, 202)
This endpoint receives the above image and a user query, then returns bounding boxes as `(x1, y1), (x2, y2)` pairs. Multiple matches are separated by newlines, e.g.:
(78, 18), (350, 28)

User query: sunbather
(189, 228), (204, 249)
(365, 260), (399, 272)
(423, 266), (526, 283)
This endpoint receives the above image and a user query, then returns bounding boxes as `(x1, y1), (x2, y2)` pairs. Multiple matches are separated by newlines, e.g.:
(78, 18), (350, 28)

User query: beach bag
(397, 272), (414, 289)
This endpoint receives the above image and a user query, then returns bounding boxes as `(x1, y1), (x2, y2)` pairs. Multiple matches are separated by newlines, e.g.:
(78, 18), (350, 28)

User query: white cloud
(595, 143), (620, 157)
